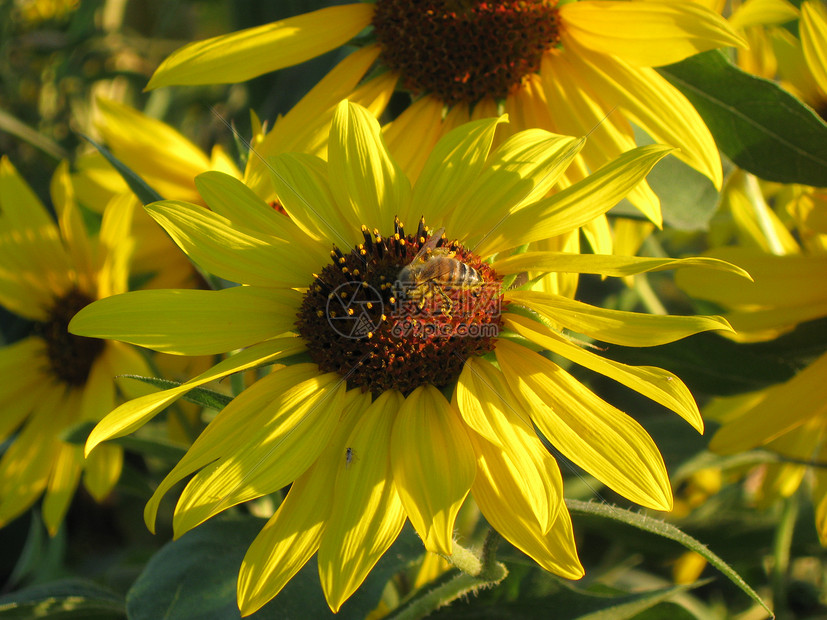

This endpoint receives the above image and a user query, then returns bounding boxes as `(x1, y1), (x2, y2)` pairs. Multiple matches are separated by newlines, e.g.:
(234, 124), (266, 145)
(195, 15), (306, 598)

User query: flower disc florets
(39, 289), (104, 386)
(297, 218), (504, 395)
(372, 0), (561, 105)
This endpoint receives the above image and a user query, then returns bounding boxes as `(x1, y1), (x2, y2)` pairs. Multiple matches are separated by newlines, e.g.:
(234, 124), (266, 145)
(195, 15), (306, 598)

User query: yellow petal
(561, 0), (746, 67)
(493, 250), (752, 281)
(171, 368), (346, 537)
(454, 358), (562, 531)
(391, 386), (475, 554)
(474, 145), (673, 257)
(96, 193), (136, 298)
(581, 214), (614, 255)
(497, 340), (673, 511)
(800, 1), (827, 97)
(0, 386), (67, 529)
(771, 26), (824, 105)
(83, 444), (123, 502)
(195, 171), (303, 240)
(471, 432), (583, 578)
(710, 351), (827, 454)
(723, 303), (827, 341)
(503, 314), (703, 432)
(94, 98), (207, 202)
(409, 115), (506, 230)
(675, 248), (827, 308)
(0, 156), (71, 307)
(505, 289), (733, 346)
(70, 286), (299, 355)
(209, 144), (241, 178)
(268, 152), (360, 249)
(244, 45), (381, 198)
(384, 95), (446, 184)
(455, 357), (531, 445)
(450, 130), (585, 239)
(155, 368), (321, 518)
(238, 467), (327, 617)
(539, 55), (662, 224)
(0, 241), (52, 320)
(145, 200), (318, 288)
(720, 171), (801, 255)
(238, 389), (371, 616)
(52, 161), (95, 293)
(563, 34), (722, 189)
(147, 4), (375, 89)
(348, 68), (399, 121)
(42, 441), (83, 536)
(319, 391), (407, 612)
(329, 100), (411, 230)
(0, 338), (45, 441)
(88, 337), (304, 460)
(730, 0), (799, 29)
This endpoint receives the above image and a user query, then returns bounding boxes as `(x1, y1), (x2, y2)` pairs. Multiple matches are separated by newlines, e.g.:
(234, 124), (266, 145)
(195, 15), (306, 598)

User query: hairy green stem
(388, 530), (508, 620)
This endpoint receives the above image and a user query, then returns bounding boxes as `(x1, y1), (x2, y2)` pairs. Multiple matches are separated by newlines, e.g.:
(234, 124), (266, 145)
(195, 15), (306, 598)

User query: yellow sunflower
(145, 0), (746, 229)
(0, 156), (150, 534)
(70, 101), (747, 614)
(676, 176), (827, 541)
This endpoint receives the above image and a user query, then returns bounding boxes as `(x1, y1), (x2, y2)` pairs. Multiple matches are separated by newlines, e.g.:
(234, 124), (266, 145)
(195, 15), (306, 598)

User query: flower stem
(771, 494), (798, 620)
(387, 530), (508, 620)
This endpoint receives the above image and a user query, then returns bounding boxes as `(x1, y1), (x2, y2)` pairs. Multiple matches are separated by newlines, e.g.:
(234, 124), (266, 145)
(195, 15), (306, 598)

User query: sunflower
(676, 175), (827, 541)
(145, 0), (746, 229)
(70, 101), (747, 614)
(0, 156), (151, 534)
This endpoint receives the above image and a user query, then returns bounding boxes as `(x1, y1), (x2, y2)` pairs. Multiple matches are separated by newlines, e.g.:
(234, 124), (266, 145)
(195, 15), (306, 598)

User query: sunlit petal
(147, 4), (375, 88)
(319, 391), (407, 612)
(497, 340), (673, 511)
(391, 386), (475, 554)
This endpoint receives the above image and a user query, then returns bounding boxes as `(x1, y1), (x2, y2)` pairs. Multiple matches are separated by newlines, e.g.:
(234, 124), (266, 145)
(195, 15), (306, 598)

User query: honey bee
(396, 228), (481, 316)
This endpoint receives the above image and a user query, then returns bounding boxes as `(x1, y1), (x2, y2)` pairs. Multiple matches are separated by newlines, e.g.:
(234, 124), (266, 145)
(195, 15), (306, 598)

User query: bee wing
(410, 227), (445, 263)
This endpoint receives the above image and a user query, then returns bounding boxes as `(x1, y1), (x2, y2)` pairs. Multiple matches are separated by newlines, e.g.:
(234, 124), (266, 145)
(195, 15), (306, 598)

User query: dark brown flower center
(372, 0), (561, 105)
(296, 218), (504, 395)
(38, 289), (104, 386)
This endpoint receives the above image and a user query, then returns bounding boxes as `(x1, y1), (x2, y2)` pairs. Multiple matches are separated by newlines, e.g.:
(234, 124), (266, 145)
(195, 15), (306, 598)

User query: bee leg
(436, 285), (453, 318)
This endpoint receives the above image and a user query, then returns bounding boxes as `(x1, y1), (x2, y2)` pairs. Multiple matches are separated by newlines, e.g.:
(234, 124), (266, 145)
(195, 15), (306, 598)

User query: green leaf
(80, 135), (164, 205)
(598, 316), (827, 397)
(573, 584), (698, 620)
(611, 128), (724, 232)
(597, 331), (799, 396)
(0, 578), (125, 619)
(565, 499), (771, 617)
(126, 515), (423, 620)
(5, 512), (65, 588)
(118, 375), (234, 410)
(659, 49), (827, 186)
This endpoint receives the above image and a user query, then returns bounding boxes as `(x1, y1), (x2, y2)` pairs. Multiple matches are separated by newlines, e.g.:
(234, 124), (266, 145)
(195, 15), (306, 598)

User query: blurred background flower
(0, 156), (147, 535)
